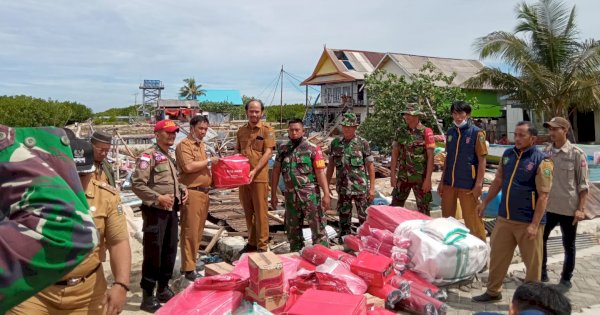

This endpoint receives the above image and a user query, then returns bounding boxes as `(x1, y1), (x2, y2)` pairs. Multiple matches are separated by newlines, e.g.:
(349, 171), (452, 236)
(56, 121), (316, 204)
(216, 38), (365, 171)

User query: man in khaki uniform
(473, 122), (554, 303)
(91, 130), (116, 187)
(236, 99), (276, 253)
(132, 119), (187, 313)
(10, 132), (131, 315)
(541, 117), (589, 293)
(176, 115), (219, 281)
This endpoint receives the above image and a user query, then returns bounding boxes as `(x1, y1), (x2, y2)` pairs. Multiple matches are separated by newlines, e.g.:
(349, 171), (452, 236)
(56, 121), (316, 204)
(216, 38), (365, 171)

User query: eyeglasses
(92, 143), (111, 153)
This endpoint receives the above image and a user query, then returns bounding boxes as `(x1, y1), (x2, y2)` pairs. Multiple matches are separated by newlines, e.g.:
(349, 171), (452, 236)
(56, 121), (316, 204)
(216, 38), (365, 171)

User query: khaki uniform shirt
(236, 121), (276, 183)
(62, 179), (128, 278)
(543, 141), (589, 216)
(175, 136), (212, 188)
(132, 145), (185, 210)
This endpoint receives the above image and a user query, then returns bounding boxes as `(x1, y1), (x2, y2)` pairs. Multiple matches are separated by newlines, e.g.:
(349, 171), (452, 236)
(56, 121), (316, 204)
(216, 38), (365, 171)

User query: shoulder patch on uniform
(503, 156), (510, 165)
(447, 135), (453, 143)
(96, 181), (118, 195)
(117, 204), (123, 216)
(543, 168), (552, 177)
(479, 135), (485, 142)
(139, 160), (149, 170)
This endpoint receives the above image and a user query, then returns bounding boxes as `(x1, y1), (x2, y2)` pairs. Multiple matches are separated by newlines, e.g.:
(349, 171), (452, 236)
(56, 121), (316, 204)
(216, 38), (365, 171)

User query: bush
(0, 95), (92, 127)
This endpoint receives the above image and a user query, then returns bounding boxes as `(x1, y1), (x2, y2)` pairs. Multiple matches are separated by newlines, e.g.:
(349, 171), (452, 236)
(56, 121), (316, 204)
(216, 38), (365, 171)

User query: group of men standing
(1, 97), (591, 313)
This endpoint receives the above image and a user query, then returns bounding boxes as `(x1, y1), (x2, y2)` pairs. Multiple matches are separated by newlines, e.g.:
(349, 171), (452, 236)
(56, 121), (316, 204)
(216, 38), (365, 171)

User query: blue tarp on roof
(180, 89), (243, 105)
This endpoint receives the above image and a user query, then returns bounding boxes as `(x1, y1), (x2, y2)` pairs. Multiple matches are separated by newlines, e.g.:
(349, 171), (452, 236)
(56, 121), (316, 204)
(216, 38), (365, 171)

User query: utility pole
(279, 65), (284, 126)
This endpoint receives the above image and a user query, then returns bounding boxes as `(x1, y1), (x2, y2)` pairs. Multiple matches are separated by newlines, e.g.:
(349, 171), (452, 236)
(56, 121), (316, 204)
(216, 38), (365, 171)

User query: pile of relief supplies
(158, 205), (489, 315)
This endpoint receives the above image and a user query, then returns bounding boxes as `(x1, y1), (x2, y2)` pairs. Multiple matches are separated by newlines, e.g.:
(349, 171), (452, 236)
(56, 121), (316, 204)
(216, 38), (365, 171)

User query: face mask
(454, 120), (467, 128)
(290, 137), (303, 147)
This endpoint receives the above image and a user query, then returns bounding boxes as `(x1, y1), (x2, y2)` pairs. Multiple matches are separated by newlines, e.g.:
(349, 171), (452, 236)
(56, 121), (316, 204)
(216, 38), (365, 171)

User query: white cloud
(0, 0), (599, 111)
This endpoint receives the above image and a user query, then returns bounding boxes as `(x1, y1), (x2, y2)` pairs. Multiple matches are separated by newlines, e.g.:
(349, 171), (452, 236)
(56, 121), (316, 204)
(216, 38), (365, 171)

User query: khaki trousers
(180, 189), (210, 272)
(239, 182), (269, 250)
(486, 217), (544, 296)
(8, 267), (107, 315)
(441, 185), (487, 242)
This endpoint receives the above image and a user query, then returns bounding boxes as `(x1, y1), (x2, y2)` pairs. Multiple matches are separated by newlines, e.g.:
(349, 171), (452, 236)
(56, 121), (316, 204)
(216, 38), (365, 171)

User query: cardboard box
(286, 289), (367, 315)
(245, 287), (288, 313)
(248, 252), (284, 295)
(350, 251), (394, 288)
(204, 262), (234, 276)
(248, 277), (284, 298)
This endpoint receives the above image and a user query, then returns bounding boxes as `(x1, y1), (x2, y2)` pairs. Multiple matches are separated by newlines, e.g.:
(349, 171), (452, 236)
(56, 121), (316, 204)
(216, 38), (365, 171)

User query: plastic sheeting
(395, 220), (488, 285)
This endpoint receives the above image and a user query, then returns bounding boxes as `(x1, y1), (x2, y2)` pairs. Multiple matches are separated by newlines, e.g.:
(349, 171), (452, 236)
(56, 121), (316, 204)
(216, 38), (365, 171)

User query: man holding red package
(132, 119), (188, 312)
(271, 119), (331, 252)
(176, 115), (219, 281)
(237, 99), (276, 253)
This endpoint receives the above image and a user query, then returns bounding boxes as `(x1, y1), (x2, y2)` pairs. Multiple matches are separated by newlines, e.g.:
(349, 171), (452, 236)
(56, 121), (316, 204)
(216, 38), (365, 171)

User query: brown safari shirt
(132, 145), (185, 210)
(236, 121), (276, 183)
(176, 136), (212, 188)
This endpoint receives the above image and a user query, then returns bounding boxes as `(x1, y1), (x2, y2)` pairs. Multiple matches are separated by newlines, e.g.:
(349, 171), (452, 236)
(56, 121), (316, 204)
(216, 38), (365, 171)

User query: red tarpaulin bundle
(157, 289), (243, 315)
(364, 206), (431, 232)
(367, 284), (409, 310)
(367, 307), (397, 315)
(300, 244), (356, 266)
(361, 236), (395, 257)
(398, 289), (448, 315)
(289, 259), (368, 295)
(193, 273), (248, 293)
(211, 154), (251, 188)
(344, 235), (363, 252)
(399, 270), (440, 295)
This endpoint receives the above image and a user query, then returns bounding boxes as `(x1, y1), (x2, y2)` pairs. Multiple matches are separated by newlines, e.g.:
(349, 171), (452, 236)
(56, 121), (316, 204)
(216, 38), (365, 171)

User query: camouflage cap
(340, 113), (359, 127)
(401, 103), (423, 116)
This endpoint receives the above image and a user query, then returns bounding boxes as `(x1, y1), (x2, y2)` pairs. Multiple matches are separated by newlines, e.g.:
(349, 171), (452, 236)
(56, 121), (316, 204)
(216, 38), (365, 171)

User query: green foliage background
(0, 95), (93, 127)
(359, 63), (476, 154)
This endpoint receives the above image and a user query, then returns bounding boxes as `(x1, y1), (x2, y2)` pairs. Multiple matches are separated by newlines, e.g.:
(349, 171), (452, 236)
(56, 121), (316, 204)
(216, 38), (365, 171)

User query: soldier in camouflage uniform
(0, 125), (97, 313)
(326, 113), (375, 238)
(390, 104), (436, 215)
(271, 119), (331, 252)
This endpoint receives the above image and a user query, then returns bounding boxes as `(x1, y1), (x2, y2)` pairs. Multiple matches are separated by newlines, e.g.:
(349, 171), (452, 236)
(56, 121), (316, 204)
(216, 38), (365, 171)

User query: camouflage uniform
(391, 107), (436, 215)
(0, 125), (97, 312)
(274, 137), (328, 252)
(329, 113), (374, 237)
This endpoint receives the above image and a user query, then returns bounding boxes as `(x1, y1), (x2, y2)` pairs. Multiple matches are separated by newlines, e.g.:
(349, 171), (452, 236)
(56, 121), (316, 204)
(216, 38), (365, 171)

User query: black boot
(140, 290), (161, 313)
(156, 285), (175, 303)
(183, 270), (199, 281)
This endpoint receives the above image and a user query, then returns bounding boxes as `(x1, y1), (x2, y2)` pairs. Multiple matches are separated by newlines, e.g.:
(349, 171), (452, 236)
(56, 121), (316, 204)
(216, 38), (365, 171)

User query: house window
(333, 87), (341, 103)
(342, 86), (351, 98)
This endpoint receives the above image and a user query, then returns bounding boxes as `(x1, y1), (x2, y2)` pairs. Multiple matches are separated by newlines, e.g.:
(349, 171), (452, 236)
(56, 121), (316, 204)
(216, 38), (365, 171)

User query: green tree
(0, 95), (92, 127)
(360, 63), (471, 154)
(179, 78), (206, 100)
(466, 0), (600, 117)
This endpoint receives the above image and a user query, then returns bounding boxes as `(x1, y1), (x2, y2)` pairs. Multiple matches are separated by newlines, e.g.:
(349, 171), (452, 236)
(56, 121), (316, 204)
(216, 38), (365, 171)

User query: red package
(371, 229), (396, 245)
(157, 289), (242, 315)
(362, 236), (395, 257)
(344, 235), (363, 252)
(365, 206), (431, 232)
(300, 246), (330, 266)
(211, 154), (251, 188)
(367, 284), (408, 310)
(286, 289), (367, 315)
(398, 289), (448, 315)
(350, 252), (394, 288)
(357, 222), (372, 237)
(193, 273), (248, 293)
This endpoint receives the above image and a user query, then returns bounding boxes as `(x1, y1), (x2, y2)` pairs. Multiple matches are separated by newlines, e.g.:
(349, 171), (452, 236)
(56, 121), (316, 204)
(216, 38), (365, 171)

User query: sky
(1, 0), (599, 112)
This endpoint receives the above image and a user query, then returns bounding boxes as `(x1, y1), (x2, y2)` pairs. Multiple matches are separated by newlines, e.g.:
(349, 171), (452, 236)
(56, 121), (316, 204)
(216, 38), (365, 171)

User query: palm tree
(466, 0), (600, 118)
(179, 78), (206, 100)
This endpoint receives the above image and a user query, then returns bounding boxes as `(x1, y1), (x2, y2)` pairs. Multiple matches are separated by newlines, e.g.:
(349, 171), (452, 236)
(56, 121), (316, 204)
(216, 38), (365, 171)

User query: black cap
(91, 130), (112, 144)
(63, 128), (95, 173)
